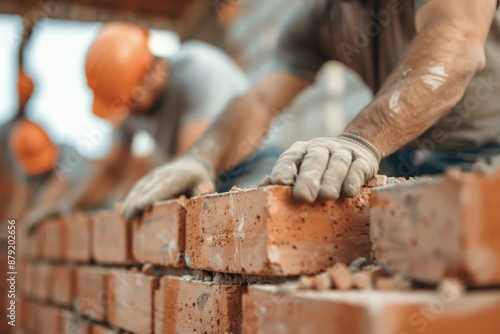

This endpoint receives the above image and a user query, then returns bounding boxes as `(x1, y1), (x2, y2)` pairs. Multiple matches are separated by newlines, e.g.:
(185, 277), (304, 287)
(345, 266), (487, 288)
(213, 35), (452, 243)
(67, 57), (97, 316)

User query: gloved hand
(270, 133), (380, 202)
(25, 201), (73, 235)
(121, 153), (216, 221)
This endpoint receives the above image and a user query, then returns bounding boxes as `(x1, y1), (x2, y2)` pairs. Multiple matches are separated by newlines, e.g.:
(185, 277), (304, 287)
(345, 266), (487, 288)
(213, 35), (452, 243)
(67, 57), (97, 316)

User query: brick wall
(16, 171), (500, 333)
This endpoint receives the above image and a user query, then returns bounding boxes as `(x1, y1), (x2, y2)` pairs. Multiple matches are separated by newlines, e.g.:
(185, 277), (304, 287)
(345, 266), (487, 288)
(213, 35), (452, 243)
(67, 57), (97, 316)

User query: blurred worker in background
(6, 118), (88, 230)
(64, 22), (256, 211)
(122, 0), (500, 220)
(0, 70), (34, 220)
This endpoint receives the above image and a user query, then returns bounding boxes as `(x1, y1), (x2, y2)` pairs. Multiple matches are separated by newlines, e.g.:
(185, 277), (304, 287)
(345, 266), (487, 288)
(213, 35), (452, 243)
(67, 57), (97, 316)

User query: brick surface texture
(65, 213), (93, 262)
(133, 200), (186, 267)
(75, 266), (109, 321)
(186, 185), (371, 275)
(107, 269), (158, 334)
(243, 286), (500, 334)
(155, 276), (245, 334)
(92, 210), (134, 264)
(371, 172), (500, 286)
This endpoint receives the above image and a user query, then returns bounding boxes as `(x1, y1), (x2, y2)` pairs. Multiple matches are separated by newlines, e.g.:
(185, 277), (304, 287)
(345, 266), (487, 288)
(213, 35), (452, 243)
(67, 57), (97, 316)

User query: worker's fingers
(270, 142), (307, 185)
(318, 149), (352, 200)
(122, 175), (151, 214)
(293, 146), (330, 203)
(136, 175), (188, 210)
(342, 158), (372, 198)
(121, 175), (149, 221)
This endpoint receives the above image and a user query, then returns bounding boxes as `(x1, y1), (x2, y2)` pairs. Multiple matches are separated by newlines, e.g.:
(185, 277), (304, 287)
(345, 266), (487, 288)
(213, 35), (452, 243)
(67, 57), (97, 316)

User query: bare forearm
(189, 73), (309, 173)
(346, 25), (485, 157)
(346, 0), (497, 158)
(190, 94), (274, 173)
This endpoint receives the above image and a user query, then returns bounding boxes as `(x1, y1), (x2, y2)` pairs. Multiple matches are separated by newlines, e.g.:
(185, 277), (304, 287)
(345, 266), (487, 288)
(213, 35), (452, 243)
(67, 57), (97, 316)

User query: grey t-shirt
(272, 0), (500, 150)
(116, 41), (250, 158)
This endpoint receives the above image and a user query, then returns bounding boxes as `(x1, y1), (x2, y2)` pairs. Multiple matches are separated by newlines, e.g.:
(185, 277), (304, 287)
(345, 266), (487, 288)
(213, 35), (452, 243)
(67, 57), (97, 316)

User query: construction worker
(0, 70), (34, 219)
(65, 22), (251, 210)
(7, 119), (88, 229)
(122, 0), (500, 220)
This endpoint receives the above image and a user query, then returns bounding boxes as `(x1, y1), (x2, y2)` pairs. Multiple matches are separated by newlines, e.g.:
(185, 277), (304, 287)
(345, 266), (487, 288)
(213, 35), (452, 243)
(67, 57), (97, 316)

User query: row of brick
(22, 263), (245, 334)
(23, 185), (373, 276)
(21, 263), (500, 334)
(243, 285), (500, 334)
(24, 170), (500, 285)
(20, 300), (119, 334)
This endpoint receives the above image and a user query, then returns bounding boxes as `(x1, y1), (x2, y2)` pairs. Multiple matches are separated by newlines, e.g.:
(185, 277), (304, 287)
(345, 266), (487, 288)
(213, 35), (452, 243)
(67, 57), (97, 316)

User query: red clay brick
(38, 304), (63, 334)
(19, 230), (40, 260)
(186, 185), (371, 276)
(39, 218), (67, 260)
(27, 263), (53, 302)
(371, 172), (500, 286)
(51, 265), (75, 307)
(107, 269), (158, 334)
(23, 263), (36, 298)
(75, 266), (109, 322)
(92, 210), (134, 264)
(243, 285), (500, 334)
(23, 300), (37, 333)
(65, 213), (93, 263)
(91, 324), (120, 334)
(154, 276), (245, 334)
(133, 200), (186, 267)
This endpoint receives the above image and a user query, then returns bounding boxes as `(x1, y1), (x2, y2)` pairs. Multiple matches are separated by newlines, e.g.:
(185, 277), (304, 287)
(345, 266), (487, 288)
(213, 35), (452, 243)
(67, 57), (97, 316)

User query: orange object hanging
(18, 69), (34, 109)
(85, 22), (152, 125)
(9, 119), (59, 176)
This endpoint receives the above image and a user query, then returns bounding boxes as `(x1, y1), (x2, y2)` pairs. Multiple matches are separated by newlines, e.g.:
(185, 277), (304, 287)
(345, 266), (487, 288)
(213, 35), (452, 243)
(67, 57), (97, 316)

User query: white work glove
(121, 154), (216, 221)
(270, 133), (380, 202)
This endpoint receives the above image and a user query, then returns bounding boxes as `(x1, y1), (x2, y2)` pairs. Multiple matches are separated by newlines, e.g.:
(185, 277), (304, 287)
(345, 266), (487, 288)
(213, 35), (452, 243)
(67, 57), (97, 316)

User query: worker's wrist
(183, 151), (216, 175)
(338, 132), (381, 162)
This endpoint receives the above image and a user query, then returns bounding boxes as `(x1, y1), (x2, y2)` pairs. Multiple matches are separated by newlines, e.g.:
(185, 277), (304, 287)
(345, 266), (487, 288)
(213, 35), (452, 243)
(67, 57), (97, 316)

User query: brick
(154, 276), (245, 334)
(65, 213), (93, 263)
(92, 210), (134, 264)
(51, 265), (74, 307)
(91, 324), (120, 334)
(186, 185), (371, 276)
(19, 230), (40, 260)
(243, 285), (500, 334)
(38, 305), (63, 334)
(75, 266), (109, 321)
(23, 299), (36, 333)
(243, 286), (365, 333)
(23, 263), (36, 298)
(18, 297), (30, 331)
(107, 269), (158, 334)
(39, 218), (66, 260)
(133, 200), (186, 267)
(27, 263), (53, 302)
(371, 172), (500, 286)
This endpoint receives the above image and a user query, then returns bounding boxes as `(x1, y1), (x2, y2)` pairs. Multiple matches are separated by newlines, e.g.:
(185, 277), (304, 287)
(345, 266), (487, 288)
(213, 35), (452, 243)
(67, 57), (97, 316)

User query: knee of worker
(216, 148), (281, 193)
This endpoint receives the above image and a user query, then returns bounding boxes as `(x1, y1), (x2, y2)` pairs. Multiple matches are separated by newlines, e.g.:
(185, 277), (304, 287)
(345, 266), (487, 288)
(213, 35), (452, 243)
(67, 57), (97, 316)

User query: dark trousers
(379, 143), (500, 178)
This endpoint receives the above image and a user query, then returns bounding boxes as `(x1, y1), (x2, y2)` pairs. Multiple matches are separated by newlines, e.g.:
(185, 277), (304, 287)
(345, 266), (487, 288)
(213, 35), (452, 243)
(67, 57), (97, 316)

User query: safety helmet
(85, 22), (152, 125)
(9, 119), (58, 176)
(18, 69), (34, 109)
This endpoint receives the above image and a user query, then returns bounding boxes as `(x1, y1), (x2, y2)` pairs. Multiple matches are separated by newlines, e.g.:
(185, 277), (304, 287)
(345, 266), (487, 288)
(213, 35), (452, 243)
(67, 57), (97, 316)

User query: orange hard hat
(85, 22), (152, 125)
(18, 69), (34, 109)
(9, 119), (58, 176)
